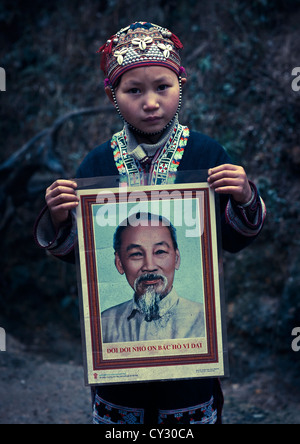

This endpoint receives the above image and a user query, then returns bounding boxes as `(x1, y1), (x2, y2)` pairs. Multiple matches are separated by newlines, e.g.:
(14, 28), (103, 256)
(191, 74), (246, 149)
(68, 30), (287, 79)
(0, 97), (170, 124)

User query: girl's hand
(207, 164), (252, 205)
(45, 180), (79, 230)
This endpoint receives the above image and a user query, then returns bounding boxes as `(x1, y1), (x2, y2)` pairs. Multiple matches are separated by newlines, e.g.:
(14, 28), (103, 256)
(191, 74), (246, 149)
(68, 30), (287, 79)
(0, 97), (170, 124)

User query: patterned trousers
(93, 394), (219, 424)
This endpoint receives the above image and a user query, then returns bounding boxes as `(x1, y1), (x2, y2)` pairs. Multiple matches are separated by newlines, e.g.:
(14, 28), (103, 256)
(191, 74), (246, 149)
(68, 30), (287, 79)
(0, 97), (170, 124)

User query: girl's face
(106, 66), (186, 140)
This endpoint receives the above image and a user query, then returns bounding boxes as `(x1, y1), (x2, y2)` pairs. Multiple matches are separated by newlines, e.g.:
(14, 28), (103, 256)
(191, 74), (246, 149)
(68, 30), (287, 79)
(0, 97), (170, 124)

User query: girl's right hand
(45, 180), (79, 230)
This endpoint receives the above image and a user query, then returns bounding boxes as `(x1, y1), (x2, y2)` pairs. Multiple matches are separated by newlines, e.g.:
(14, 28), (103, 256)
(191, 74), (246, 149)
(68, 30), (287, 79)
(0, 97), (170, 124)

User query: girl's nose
(143, 93), (159, 111)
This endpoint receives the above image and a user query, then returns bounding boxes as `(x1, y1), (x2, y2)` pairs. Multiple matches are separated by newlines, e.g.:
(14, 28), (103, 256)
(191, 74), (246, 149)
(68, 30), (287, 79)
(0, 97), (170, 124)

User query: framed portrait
(75, 173), (228, 385)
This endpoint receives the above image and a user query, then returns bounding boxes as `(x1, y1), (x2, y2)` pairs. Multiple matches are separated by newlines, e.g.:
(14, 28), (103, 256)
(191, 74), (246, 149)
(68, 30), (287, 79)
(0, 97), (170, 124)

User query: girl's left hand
(207, 164), (252, 205)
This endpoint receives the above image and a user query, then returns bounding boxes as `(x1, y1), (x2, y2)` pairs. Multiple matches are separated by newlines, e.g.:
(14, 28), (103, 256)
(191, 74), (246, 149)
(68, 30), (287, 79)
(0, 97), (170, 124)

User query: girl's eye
(158, 84), (169, 91)
(129, 88), (141, 94)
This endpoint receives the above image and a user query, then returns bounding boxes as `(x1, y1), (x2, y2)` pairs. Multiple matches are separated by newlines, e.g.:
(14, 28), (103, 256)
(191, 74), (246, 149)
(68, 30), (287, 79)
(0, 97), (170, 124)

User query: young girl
(35, 22), (266, 424)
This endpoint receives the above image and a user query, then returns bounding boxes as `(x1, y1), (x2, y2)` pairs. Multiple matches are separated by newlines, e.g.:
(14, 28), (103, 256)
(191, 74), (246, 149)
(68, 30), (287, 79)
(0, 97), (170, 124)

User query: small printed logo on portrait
(0, 327), (6, 352)
(291, 67), (300, 92)
(291, 327), (300, 353)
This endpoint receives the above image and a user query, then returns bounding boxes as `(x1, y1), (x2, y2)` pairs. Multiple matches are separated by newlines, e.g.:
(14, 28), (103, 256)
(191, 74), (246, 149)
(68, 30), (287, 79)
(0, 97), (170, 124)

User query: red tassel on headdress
(170, 33), (184, 50)
(97, 36), (116, 73)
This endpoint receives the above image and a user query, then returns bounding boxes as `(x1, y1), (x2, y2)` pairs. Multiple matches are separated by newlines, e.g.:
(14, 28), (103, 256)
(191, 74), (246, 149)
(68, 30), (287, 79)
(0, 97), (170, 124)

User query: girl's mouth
(143, 116), (162, 122)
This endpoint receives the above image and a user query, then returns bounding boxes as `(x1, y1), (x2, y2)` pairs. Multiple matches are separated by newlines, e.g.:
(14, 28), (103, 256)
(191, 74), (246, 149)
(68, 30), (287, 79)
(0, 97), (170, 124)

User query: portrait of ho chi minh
(101, 212), (205, 343)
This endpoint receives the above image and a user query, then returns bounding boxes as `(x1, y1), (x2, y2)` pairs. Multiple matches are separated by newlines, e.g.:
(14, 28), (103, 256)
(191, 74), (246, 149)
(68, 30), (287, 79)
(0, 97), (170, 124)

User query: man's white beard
(134, 274), (168, 322)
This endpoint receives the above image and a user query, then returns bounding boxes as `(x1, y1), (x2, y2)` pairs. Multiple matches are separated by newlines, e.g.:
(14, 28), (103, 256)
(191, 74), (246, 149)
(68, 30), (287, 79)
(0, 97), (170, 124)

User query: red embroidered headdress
(98, 22), (184, 86)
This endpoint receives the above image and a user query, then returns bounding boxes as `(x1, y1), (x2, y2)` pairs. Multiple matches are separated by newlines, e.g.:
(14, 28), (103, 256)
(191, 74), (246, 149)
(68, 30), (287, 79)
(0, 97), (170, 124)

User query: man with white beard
(101, 212), (205, 343)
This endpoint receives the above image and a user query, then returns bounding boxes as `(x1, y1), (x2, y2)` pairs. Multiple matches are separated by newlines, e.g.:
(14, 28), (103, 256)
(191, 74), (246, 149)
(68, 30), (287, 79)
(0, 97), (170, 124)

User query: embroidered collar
(111, 122), (190, 186)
